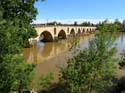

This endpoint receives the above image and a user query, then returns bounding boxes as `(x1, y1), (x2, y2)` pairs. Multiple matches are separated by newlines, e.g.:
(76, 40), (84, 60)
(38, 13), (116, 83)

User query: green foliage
(0, 0), (40, 92)
(38, 72), (54, 90)
(119, 50), (125, 68)
(114, 19), (121, 31)
(117, 77), (125, 91)
(0, 54), (36, 92)
(60, 22), (117, 93)
(121, 20), (125, 32)
(47, 21), (62, 25)
(97, 19), (125, 32)
(80, 21), (94, 26)
(74, 21), (77, 26)
(0, 0), (38, 48)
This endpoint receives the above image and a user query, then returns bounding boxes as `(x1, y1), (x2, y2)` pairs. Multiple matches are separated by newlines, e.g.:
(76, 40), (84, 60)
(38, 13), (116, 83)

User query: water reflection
(38, 41), (44, 53)
(23, 34), (98, 64)
(116, 32), (125, 54)
(23, 38), (73, 64)
(23, 32), (125, 88)
(23, 32), (125, 65)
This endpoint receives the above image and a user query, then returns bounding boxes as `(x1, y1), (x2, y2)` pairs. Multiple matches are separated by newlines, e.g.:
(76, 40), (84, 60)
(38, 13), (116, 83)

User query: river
(23, 32), (125, 89)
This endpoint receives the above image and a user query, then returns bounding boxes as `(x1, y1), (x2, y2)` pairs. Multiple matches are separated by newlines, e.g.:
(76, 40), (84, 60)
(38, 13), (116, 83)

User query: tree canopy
(59, 22), (117, 93)
(0, 0), (39, 92)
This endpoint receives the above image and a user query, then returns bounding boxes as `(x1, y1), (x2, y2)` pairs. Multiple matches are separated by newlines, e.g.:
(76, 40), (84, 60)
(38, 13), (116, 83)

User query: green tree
(0, 55), (35, 92)
(74, 21), (77, 26)
(0, 0), (37, 48)
(38, 72), (54, 91)
(59, 23), (117, 93)
(119, 50), (125, 68)
(80, 21), (92, 26)
(103, 19), (109, 24)
(121, 19), (125, 32)
(47, 21), (62, 26)
(0, 0), (40, 92)
(114, 19), (121, 31)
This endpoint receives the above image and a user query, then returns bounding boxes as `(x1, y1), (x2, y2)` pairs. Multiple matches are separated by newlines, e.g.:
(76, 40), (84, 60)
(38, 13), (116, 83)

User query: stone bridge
(33, 25), (96, 42)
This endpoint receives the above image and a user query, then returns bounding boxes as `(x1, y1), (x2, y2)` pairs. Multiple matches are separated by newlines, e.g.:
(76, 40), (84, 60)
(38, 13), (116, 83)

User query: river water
(23, 32), (125, 88)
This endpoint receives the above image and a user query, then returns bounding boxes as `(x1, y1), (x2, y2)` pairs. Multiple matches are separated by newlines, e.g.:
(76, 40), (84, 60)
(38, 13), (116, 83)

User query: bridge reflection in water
(23, 34), (94, 64)
(23, 32), (125, 88)
(23, 34), (95, 88)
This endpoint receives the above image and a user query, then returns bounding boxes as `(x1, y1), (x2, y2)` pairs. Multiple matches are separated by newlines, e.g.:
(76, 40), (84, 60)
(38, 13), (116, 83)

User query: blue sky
(34, 0), (125, 23)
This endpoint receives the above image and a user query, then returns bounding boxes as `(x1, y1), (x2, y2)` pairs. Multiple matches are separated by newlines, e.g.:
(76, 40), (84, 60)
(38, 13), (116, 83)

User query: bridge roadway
(32, 25), (96, 42)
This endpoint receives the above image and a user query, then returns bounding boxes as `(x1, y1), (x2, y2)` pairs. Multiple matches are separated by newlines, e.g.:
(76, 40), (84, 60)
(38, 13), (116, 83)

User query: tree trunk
(89, 83), (93, 93)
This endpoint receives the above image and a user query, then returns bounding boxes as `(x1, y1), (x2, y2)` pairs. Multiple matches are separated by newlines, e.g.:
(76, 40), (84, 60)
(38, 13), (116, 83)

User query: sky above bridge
(34, 0), (125, 24)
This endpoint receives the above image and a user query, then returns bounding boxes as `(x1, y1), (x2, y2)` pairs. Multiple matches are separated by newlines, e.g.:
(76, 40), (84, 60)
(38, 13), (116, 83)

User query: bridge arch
(40, 31), (53, 42)
(83, 29), (85, 33)
(90, 28), (91, 31)
(78, 28), (81, 34)
(58, 30), (66, 39)
(70, 28), (75, 36)
(86, 29), (89, 32)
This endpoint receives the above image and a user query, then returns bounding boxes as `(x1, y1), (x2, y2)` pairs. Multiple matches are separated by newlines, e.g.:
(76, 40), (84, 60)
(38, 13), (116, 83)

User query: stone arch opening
(87, 29), (89, 32)
(58, 30), (66, 39)
(40, 31), (53, 42)
(78, 28), (81, 34)
(70, 29), (75, 36)
(83, 29), (85, 33)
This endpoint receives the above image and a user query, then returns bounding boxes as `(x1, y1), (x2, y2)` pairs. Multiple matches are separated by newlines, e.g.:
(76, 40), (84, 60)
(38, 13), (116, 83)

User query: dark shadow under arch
(58, 30), (66, 39)
(70, 29), (75, 36)
(78, 28), (81, 34)
(87, 29), (89, 32)
(83, 29), (85, 33)
(40, 31), (53, 42)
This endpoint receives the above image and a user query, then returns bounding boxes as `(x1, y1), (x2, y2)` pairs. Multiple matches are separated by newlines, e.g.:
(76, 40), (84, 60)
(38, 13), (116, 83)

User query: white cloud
(33, 18), (123, 24)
